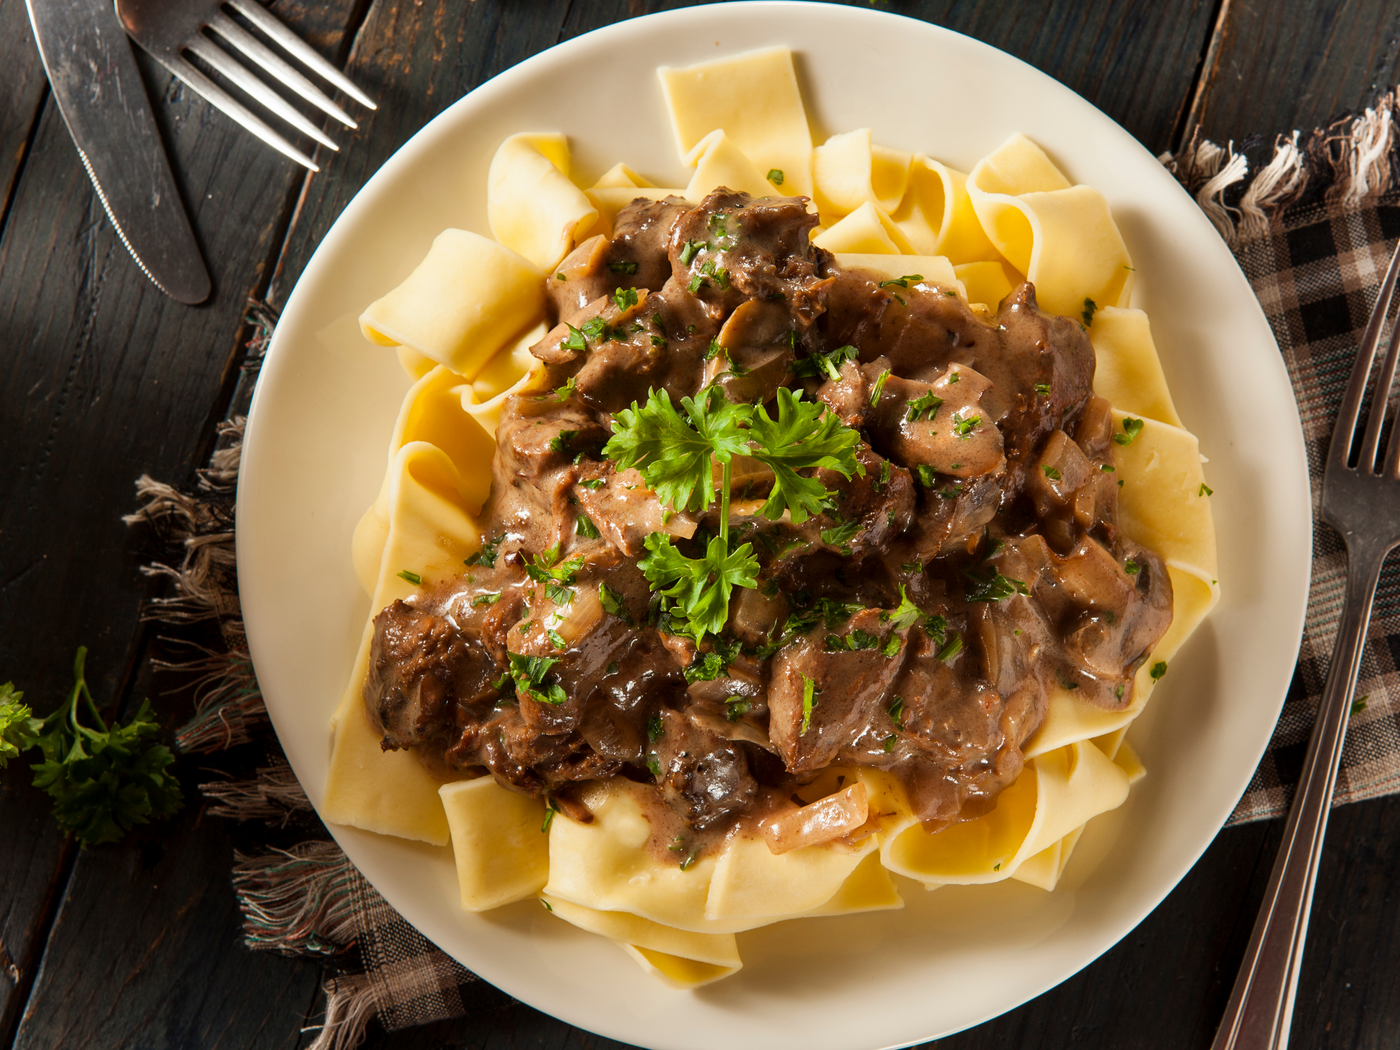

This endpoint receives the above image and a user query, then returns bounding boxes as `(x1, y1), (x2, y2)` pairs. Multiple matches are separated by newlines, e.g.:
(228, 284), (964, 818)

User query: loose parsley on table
(0, 648), (182, 848)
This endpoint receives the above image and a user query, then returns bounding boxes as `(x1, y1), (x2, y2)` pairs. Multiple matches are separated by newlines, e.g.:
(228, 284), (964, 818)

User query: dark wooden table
(4, 1), (1400, 1047)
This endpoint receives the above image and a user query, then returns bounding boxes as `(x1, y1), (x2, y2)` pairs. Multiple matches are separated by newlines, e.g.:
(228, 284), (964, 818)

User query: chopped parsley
(612, 286), (639, 311)
(598, 581), (632, 624)
(935, 633), (963, 662)
(679, 239), (705, 266)
(878, 274), (923, 289)
(507, 652), (567, 706)
(800, 675), (819, 735)
(725, 696), (752, 721)
(525, 544), (586, 605)
(870, 369), (892, 406)
(465, 534), (502, 568)
(471, 592), (501, 607)
(607, 260), (638, 274)
(951, 413), (981, 438)
(819, 519), (861, 555)
(1124, 560), (1140, 576)
(1034, 382), (1050, 396)
(541, 798), (559, 832)
(825, 628), (880, 652)
(915, 464), (938, 488)
(888, 695), (905, 729)
(396, 569), (422, 586)
(578, 477), (606, 490)
(1150, 661), (1167, 680)
(1082, 298), (1098, 326)
(575, 512), (601, 539)
(964, 568), (1029, 602)
(562, 324), (588, 353)
(1199, 483), (1213, 497)
(549, 429), (578, 454)
(1042, 464), (1063, 480)
(885, 586), (923, 631)
(767, 168), (784, 185)
(793, 342), (860, 381)
(1113, 417), (1145, 446)
(906, 391), (943, 423)
(1352, 695), (1369, 715)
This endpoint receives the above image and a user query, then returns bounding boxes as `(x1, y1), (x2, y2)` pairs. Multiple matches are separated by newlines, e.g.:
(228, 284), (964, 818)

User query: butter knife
(24, 0), (210, 304)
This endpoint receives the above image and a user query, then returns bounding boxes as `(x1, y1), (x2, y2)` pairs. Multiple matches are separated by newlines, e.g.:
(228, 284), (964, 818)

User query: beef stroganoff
(322, 47), (1219, 988)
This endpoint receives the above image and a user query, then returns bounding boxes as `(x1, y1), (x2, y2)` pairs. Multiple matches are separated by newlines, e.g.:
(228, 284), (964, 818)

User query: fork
(114, 0), (375, 172)
(1211, 239), (1400, 1050)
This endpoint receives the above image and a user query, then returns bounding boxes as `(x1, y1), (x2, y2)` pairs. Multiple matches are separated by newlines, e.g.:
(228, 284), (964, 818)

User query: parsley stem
(719, 458), (732, 548)
(70, 647), (107, 733)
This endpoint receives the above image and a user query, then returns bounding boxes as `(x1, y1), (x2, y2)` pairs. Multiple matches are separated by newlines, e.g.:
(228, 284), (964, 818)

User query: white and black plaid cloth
(1229, 196), (1400, 823)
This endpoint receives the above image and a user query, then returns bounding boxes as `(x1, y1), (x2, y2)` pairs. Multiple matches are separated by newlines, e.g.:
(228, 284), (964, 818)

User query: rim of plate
(238, 4), (1312, 1047)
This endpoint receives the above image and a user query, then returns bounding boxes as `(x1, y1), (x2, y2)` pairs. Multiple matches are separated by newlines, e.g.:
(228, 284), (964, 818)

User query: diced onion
(760, 783), (868, 855)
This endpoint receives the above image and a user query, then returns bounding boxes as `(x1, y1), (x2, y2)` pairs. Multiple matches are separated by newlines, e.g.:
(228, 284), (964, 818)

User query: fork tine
(161, 52), (320, 171)
(1365, 298), (1400, 474)
(209, 13), (356, 128)
(225, 0), (377, 111)
(186, 36), (339, 151)
(1331, 239), (1400, 471)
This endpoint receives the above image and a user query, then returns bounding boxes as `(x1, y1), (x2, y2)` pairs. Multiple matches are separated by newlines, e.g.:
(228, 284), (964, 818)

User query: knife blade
(24, 0), (210, 304)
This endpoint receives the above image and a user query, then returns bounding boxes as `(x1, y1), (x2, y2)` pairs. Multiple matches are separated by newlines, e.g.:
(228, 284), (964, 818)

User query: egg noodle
(324, 47), (1218, 988)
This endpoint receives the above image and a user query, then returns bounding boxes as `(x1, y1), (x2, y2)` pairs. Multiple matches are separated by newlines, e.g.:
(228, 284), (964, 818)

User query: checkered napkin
(126, 96), (1400, 1048)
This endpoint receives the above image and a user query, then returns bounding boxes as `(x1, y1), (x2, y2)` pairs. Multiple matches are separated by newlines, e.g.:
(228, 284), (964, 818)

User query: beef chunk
(365, 601), (497, 750)
(571, 276), (717, 412)
(768, 608), (905, 771)
(531, 287), (652, 365)
(811, 443), (916, 557)
(651, 707), (757, 830)
(606, 196), (690, 293)
(546, 235), (613, 322)
(575, 466), (697, 557)
(669, 189), (829, 326)
(865, 363), (1005, 479)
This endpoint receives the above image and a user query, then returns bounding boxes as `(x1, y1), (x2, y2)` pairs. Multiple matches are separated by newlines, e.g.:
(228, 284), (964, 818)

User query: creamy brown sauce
(363, 188), (1172, 857)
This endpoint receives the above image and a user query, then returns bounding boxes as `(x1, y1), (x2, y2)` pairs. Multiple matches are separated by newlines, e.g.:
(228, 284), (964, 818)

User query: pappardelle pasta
(327, 46), (1218, 989)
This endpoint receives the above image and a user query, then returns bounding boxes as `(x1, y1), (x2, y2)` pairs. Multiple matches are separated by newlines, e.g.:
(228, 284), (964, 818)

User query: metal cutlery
(24, 0), (211, 303)
(1211, 239), (1400, 1050)
(114, 0), (376, 171)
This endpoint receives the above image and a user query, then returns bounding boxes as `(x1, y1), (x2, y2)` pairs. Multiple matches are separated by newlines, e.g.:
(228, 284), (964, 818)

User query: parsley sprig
(0, 649), (182, 848)
(603, 384), (860, 639)
(747, 388), (862, 523)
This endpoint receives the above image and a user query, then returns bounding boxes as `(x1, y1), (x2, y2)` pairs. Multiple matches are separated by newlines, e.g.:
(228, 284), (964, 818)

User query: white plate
(238, 4), (1311, 1047)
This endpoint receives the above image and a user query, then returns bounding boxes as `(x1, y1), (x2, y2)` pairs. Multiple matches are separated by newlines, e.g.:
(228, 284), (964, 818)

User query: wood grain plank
(1191, 0), (1400, 146)
(0, 0), (47, 230)
(0, 2), (362, 1046)
(10, 785), (322, 1050)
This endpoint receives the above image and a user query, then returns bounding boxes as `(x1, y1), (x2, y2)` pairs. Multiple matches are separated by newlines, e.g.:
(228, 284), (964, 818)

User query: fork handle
(1210, 539), (1388, 1050)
